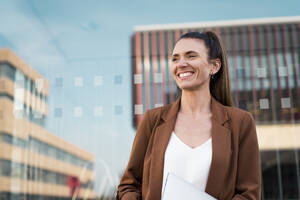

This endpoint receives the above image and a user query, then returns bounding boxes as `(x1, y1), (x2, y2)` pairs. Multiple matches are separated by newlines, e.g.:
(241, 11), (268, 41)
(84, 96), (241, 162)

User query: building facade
(131, 16), (300, 199)
(0, 49), (96, 200)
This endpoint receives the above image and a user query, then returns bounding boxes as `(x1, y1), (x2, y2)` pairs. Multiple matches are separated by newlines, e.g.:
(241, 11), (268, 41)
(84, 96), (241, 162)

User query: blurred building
(131, 16), (300, 199)
(0, 49), (95, 200)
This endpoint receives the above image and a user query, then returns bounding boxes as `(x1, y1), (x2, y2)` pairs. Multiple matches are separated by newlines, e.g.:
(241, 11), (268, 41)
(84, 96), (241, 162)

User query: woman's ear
(211, 58), (221, 74)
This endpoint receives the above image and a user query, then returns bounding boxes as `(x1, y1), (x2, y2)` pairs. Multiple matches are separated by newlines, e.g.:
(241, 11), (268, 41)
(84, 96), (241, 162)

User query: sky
(0, 0), (299, 196)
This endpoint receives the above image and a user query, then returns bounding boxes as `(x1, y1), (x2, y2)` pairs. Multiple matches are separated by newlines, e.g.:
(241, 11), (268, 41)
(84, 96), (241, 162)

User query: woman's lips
(177, 71), (194, 80)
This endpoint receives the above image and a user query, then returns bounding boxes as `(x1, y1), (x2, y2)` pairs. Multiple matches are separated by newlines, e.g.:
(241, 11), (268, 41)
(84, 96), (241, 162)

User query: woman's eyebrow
(186, 51), (198, 55)
(172, 51), (197, 57)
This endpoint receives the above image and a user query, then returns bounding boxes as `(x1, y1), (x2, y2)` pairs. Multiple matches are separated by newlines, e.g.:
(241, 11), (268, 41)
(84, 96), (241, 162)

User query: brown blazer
(117, 97), (261, 200)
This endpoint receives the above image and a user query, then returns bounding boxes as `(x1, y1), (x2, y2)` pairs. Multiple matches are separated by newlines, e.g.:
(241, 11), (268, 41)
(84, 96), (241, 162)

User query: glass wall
(1, 1), (300, 200)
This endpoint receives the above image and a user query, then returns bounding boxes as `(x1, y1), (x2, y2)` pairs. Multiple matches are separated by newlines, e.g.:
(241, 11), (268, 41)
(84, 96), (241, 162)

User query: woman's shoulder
(222, 104), (255, 123)
(145, 102), (175, 121)
(146, 103), (171, 117)
(145, 106), (163, 119)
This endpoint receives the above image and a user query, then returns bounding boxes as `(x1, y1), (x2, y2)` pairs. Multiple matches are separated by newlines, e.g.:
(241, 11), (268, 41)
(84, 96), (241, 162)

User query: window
(0, 160), (11, 176)
(0, 63), (16, 81)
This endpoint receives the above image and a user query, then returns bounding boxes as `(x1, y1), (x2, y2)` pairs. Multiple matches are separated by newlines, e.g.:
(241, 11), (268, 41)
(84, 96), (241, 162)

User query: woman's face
(171, 38), (216, 91)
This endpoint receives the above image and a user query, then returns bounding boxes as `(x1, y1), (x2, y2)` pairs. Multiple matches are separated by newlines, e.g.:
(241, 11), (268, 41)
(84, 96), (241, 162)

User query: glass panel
(0, 2), (299, 200)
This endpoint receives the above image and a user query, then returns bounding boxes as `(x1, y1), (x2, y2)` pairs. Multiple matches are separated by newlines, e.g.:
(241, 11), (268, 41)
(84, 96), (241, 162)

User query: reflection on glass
(0, 49), (95, 200)
(0, 9), (299, 199)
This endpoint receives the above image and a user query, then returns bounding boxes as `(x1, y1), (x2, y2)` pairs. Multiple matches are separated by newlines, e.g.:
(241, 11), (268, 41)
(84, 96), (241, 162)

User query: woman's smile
(177, 71), (195, 81)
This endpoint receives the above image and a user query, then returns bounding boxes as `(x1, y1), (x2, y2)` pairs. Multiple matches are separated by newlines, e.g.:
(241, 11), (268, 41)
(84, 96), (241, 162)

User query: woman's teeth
(179, 72), (193, 78)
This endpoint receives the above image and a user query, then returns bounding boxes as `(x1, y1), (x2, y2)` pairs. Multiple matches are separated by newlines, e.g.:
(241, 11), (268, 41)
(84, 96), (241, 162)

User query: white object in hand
(162, 173), (217, 200)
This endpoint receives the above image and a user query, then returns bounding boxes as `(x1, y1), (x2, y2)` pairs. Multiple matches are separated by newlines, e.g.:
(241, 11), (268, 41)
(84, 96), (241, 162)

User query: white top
(162, 131), (212, 194)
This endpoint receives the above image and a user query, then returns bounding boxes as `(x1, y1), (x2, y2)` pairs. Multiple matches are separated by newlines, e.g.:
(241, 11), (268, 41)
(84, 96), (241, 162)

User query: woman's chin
(178, 82), (207, 91)
(176, 80), (194, 88)
(178, 84), (197, 91)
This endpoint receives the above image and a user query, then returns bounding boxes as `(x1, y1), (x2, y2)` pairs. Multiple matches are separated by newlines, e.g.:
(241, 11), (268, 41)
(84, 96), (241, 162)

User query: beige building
(0, 49), (96, 200)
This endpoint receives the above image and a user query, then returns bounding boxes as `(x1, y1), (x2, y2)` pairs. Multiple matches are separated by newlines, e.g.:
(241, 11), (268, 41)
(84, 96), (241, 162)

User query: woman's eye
(188, 55), (196, 58)
(172, 58), (178, 62)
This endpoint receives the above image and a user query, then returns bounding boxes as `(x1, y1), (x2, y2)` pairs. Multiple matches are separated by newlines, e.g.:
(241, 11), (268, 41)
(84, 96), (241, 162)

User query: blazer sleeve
(232, 112), (261, 200)
(116, 110), (153, 200)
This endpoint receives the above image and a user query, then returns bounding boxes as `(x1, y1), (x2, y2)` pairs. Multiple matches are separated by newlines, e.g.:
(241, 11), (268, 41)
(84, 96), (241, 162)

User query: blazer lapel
(205, 97), (231, 198)
(148, 97), (231, 199)
(148, 98), (180, 200)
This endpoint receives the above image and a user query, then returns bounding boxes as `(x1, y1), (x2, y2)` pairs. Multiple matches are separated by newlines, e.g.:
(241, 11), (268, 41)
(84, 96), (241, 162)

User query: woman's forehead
(172, 38), (207, 55)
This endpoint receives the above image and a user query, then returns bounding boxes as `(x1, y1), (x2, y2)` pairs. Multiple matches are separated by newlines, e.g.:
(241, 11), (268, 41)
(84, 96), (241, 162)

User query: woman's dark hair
(175, 31), (234, 107)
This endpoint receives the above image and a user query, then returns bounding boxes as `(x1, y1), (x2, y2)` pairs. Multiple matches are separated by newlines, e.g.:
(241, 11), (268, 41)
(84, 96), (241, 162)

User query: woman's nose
(177, 57), (188, 67)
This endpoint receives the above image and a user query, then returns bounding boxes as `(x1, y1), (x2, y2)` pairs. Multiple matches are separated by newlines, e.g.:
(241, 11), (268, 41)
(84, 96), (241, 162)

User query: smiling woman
(171, 38), (218, 92)
(117, 31), (261, 200)
(171, 32), (233, 106)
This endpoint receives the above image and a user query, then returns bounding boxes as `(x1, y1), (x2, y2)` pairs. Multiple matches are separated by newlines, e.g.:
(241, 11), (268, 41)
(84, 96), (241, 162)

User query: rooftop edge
(134, 15), (300, 32)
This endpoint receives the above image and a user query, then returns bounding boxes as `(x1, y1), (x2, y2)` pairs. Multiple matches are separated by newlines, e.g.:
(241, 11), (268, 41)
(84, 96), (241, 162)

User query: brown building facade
(131, 16), (300, 199)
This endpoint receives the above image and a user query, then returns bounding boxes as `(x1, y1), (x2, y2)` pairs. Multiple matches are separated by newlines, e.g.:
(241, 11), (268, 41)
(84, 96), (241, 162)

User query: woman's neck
(180, 89), (212, 117)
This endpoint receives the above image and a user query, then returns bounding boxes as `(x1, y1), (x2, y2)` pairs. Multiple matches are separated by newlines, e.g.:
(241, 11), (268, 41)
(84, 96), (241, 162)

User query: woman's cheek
(171, 67), (177, 79)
